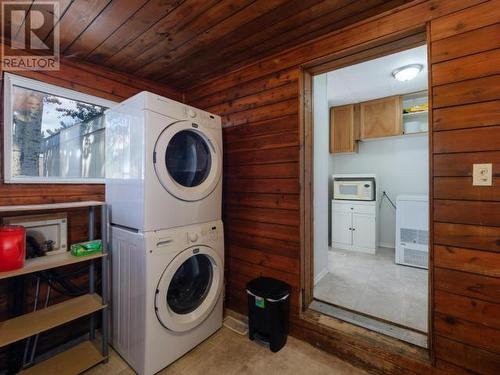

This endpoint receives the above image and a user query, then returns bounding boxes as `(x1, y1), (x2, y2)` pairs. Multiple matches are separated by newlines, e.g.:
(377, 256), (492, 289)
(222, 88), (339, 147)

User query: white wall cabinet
(331, 200), (376, 254)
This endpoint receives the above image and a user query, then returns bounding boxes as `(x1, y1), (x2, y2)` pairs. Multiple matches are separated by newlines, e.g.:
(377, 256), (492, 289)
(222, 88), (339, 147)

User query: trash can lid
(246, 277), (290, 300)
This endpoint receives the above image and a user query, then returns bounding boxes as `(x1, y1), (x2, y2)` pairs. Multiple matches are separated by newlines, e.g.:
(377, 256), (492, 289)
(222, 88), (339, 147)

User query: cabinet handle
(348, 227), (352, 230)
(352, 228), (356, 231)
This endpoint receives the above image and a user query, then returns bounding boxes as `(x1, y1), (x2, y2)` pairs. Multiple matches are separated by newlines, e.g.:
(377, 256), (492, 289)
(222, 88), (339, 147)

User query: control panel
(150, 221), (222, 253)
(186, 224), (219, 245)
(183, 105), (219, 127)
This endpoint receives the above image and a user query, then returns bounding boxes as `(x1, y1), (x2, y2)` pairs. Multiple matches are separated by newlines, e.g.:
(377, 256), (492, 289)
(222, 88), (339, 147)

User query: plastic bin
(246, 277), (290, 352)
(0, 226), (26, 271)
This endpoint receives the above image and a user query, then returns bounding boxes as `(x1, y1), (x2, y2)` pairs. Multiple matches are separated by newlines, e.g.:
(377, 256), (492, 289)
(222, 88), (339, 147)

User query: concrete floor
(314, 247), (428, 332)
(84, 327), (367, 375)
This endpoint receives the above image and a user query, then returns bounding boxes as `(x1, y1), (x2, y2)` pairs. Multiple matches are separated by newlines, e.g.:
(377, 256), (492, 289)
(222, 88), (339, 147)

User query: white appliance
(111, 220), (224, 375)
(331, 200), (377, 254)
(105, 92), (222, 231)
(395, 194), (429, 269)
(331, 174), (377, 254)
(333, 176), (375, 201)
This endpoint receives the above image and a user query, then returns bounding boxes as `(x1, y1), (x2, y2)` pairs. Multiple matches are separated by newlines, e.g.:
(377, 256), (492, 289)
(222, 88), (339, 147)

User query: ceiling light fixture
(392, 64), (423, 82)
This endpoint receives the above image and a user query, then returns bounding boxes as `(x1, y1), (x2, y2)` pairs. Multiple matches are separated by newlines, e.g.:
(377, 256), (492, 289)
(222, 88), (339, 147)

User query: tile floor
(314, 247), (428, 332)
(84, 327), (367, 375)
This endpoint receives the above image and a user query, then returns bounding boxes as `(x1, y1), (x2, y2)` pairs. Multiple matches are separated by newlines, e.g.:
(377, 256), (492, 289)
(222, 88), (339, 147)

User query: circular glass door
(165, 130), (211, 188)
(154, 122), (221, 202)
(167, 254), (213, 314)
(155, 246), (223, 332)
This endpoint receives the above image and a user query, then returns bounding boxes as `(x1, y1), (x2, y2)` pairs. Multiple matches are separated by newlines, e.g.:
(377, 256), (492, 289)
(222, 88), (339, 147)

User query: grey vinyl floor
(314, 247), (428, 332)
(84, 327), (367, 375)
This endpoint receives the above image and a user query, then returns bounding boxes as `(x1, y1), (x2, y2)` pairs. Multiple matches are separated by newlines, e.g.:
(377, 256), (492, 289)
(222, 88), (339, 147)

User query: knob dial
(188, 232), (199, 242)
(187, 108), (197, 118)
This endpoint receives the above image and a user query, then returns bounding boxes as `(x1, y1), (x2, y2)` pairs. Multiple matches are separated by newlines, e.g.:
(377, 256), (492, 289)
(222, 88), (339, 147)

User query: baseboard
(314, 268), (328, 285)
(379, 242), (395, 249)
(327, 251), (335, 273)
(224, 308), (248, 323)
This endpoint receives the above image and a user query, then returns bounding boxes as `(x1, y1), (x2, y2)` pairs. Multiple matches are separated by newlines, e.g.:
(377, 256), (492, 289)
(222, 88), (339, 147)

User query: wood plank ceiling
(38, 0), (408, 90)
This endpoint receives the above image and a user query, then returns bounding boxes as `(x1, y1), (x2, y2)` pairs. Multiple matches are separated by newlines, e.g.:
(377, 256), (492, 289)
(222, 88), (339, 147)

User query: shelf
(0, 294), (105, 348)
(20, 340), (106, 375)
(402, 90), (428, 100)
(0, 251), (106, 280)
(0, 201), (104, 213)
(360, 132), (427, 142)
(403, 111), (428, 117)
(403, 130), (428, 135)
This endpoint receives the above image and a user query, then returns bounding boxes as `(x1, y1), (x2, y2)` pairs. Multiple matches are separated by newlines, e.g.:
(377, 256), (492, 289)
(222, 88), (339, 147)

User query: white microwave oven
(333, 177), (376, 201)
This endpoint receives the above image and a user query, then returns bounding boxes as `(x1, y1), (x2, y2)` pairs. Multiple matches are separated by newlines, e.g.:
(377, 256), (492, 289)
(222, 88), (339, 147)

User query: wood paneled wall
(1, 0), (499, 373)
(187, 0), (500, 373)
(0, 56), (181, 370)
(429, 3), (500, 373)
(192, 66), (301, 313)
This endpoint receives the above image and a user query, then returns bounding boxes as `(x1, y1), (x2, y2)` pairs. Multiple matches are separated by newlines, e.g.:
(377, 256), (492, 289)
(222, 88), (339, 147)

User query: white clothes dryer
(111, 220), (224, 375)
(105, 92), (222, 231)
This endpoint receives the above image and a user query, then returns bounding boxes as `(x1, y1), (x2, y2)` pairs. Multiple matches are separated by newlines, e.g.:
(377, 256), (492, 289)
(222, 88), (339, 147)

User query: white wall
(327, 45), (428, 106)
(313, 74), (329, 284)
(330, 135), (428, 248)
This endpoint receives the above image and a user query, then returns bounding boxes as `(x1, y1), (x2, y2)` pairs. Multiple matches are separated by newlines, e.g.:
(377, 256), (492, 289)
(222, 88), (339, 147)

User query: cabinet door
(332, 210), (352, 246)
(330, 104), (359, 153)
(352, 213), (376, 250)
(360, 96), (402, 139)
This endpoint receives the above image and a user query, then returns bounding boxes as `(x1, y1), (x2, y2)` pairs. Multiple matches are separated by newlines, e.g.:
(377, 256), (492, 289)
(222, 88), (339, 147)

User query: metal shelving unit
(0, 201), (109, 374)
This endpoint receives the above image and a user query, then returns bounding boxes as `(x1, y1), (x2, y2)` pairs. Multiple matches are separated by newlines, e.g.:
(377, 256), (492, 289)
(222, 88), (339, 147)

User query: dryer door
(155, 245), (223, 332)
(154, 121), (221, 202)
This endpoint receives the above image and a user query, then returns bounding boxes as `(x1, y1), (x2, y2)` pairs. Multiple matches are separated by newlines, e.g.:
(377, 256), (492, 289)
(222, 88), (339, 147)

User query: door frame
(298, 25), (434, 359)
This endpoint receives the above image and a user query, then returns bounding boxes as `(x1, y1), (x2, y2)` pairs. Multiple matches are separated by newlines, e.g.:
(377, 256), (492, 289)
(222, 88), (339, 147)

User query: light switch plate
(473, 163), (493, 186)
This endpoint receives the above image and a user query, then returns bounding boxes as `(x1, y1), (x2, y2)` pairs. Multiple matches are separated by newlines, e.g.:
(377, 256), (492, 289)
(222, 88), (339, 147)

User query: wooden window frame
(298, 25), (434, 361)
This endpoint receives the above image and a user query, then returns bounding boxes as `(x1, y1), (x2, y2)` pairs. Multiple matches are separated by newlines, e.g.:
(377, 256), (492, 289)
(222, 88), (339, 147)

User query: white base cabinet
(331, 200), (376, 254)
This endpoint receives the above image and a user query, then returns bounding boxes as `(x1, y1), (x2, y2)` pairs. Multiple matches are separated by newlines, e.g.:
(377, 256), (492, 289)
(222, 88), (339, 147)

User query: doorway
(301, 35), (431, 348)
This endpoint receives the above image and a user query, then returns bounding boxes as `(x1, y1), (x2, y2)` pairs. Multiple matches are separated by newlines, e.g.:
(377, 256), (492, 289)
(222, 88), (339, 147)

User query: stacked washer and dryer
(105, 92), (224, 375)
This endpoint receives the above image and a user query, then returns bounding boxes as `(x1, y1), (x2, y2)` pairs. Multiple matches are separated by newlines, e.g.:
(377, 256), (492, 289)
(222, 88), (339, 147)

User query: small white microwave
(333, 177), (376, 201)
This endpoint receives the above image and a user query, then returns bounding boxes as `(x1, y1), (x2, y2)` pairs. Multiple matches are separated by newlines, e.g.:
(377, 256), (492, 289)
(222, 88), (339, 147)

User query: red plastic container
(0, 226), (26, 272)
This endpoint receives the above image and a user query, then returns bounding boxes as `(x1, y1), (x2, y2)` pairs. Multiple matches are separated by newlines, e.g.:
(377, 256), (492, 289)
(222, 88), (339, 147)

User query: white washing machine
(111, 220), (224, 375)
(105, 91), (222, 231)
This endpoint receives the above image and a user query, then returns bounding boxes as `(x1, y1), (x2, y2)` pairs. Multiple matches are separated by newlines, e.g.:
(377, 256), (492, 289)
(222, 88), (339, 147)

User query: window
(3, 73), (117, 183)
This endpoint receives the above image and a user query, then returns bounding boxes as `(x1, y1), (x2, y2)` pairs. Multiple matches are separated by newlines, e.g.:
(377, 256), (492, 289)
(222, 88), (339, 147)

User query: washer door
(155, 246), (223, 332)
(154, 121), (221, 202)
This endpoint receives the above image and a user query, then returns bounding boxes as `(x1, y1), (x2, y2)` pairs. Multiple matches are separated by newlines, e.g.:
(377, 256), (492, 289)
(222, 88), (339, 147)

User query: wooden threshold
(0, 252), (106, 280)
(20, 340), (106, 375)
(310, 300), (428, 348)
(301, 308), (430, 362)
(0, 294), (105, 347)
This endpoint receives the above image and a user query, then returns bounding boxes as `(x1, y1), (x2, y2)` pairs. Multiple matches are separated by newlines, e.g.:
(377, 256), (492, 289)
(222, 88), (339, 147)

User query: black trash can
(246, 277), (291, 352)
